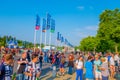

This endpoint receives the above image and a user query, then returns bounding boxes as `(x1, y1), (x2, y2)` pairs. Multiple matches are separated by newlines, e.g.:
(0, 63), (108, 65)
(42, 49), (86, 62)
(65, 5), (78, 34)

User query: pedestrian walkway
(41, 71), (120, 80)
(41, 72), (76, 80)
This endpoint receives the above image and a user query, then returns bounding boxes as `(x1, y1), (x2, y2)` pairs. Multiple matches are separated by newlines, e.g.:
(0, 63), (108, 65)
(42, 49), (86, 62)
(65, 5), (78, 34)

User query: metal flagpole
(40, 23), (42, 50)
(34, 29), (37, 52)
(49, 32), (52, 46)
(44, 31), (47, 46)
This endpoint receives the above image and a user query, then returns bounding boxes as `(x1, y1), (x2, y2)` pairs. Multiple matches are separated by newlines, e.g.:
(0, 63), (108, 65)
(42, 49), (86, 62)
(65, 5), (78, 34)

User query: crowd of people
(0, 47), (120, 80)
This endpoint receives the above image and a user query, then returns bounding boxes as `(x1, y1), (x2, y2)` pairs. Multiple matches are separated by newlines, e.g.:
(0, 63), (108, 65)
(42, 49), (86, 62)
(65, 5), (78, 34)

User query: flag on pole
(65, 38), (68, 44)
(61, 36), (64, 43)
(46, 13), (51, 30)
(35, 14), (40, 30)
(42, 18), (46, 32)
(57, 32), (60, 41)
(50, 19), (55, 33)
(59, 34), (61, 41)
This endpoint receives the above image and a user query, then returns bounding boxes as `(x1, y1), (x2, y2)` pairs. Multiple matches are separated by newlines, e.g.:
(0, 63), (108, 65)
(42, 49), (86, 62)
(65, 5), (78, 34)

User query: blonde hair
(101, 57), (106, 62)
(5, 54), (13, 61)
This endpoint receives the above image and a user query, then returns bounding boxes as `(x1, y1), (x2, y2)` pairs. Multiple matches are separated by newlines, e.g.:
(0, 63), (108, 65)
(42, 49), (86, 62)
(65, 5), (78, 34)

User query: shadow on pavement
(41, 67), (51, 76)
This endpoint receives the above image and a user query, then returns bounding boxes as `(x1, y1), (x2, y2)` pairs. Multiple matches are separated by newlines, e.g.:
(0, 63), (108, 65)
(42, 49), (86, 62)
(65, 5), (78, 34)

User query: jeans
(76, 69), (83, 80)
(52, 65), (56, 77)
(68, 66), (73, 74)
(102, 76), (108, 80)
(16, 74), (25, 80)
(40, 62), (42, 70)
(44, 56), (47, 63)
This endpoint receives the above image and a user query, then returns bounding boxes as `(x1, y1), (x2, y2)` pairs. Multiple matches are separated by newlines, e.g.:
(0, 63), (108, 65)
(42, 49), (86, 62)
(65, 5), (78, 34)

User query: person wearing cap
(100, 57), (109, 80)
(94, 55), (102, 80)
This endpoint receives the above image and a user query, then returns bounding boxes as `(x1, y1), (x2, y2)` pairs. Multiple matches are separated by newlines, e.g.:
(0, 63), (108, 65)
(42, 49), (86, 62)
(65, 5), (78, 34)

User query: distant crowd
(0, 47), (120, 80)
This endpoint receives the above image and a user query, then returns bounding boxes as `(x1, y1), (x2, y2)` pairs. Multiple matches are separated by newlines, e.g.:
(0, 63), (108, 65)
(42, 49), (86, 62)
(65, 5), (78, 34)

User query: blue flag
(61, 36), (64, 43)
(46, 13), (51, 30)
(59, 34), (61, 41)
(50, 19), (55, 33)
(35, 14), (40, 30)
(42, 18), (46, 32)
(57, 32), (60, 41)
(65, 38), (68, 44)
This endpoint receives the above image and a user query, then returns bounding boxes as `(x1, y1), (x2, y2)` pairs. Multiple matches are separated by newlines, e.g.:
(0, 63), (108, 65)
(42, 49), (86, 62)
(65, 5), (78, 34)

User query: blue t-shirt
(85, 61), (94, 79)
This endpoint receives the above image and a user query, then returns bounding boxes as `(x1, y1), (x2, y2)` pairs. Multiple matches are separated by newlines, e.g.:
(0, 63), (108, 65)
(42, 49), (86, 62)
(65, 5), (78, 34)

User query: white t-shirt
(75, 60), (83, 69)
(114, 55), (119, 63)
(110, 57), (115, 65)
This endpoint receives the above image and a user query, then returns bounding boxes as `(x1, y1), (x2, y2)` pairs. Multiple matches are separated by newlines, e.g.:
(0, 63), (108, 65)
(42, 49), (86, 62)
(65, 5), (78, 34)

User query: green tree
(97, 8), (120, 52)
(80, 36), (98, 51)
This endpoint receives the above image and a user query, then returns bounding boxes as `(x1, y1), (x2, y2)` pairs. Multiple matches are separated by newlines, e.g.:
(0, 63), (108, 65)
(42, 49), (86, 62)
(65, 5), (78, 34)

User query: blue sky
(0, 0), (120, 46)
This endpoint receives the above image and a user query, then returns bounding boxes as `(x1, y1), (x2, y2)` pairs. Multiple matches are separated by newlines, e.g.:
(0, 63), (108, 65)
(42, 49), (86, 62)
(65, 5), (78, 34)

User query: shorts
(95, 71), (102, 79)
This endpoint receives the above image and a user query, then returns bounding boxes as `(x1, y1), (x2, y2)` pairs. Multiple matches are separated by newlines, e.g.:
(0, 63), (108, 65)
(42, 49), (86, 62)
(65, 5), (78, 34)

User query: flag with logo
(57, 32), (61, 41)
(61, 36), (64, 43)
(46, 13), (51, 30)
(65, 38), (68, 44)
(50, 19), (55, 33)
(35, 15), (40, 30)
(42, 18), (46, 32)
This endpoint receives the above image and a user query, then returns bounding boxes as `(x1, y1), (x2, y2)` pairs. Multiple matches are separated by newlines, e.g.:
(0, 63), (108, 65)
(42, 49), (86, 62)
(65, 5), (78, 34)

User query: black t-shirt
(17, 58), (27, 74)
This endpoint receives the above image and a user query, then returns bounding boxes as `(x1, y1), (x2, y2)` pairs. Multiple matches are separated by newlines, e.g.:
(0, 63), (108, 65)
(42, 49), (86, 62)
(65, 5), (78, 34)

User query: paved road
(13, 54), (120, 80)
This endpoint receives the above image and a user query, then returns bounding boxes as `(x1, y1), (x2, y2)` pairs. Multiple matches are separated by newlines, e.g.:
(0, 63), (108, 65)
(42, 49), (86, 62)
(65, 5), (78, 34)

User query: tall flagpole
(49, 32), (52, 46)
(40, 22), (42, 50)
(34, 29), (37, 52)
(44, 31), (47, 46)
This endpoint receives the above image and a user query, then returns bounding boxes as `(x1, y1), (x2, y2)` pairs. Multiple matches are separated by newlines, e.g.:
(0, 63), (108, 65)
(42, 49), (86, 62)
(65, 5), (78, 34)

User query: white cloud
(69, 25), (98, 46)
(85, 25), (98, 31)
(77, 6), (85, 10)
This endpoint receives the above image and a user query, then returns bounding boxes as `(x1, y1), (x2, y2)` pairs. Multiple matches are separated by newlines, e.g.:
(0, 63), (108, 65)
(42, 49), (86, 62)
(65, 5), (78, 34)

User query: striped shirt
(0, 63), (12, 80)
(25, 62), (40, 80)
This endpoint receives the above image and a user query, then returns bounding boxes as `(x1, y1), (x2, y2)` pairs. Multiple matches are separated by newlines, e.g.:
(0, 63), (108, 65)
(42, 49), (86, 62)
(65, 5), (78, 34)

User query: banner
(42, 18), (46, 32)
(61, 36), (64, 43)
(57, 32), (60, 41)
(65, 38), (68, 44)
(46, 13), (51, 30)
(35, 14), (40, 30)
(50, 19), (55, 33)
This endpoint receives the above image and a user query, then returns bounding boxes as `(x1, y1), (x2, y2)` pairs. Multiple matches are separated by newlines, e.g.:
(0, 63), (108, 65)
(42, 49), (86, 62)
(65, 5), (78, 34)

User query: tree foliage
(79, 8), (120, 52)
